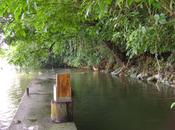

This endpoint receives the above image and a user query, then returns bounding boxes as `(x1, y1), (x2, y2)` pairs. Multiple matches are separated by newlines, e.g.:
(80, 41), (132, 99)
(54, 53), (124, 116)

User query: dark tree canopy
(0, 0), (175, 68)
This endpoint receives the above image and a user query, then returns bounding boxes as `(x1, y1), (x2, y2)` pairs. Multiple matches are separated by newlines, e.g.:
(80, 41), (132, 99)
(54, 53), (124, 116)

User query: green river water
(72, 72), (175, 130)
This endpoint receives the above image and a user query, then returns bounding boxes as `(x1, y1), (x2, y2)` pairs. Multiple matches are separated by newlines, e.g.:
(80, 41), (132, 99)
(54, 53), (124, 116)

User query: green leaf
(152, 2), (161, 9)
(127, 0), (133, 6)
(171, 102), (175, 109)
(148, 0), (154, 6)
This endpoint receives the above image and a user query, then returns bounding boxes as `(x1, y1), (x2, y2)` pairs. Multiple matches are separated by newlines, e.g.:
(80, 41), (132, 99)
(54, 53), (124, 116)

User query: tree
(0, 0), (174, 69)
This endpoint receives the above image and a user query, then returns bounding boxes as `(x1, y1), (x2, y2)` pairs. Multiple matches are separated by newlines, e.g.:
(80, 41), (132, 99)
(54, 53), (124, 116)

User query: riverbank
(90, 54), (175, 88)
(109, 63), (175, 88)
(8, 70), (77, 130)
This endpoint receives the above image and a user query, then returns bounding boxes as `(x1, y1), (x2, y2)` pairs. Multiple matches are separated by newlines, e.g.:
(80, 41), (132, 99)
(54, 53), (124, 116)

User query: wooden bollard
(51, 98), (73, 122)
(26, 87), (29, 96)
(51, 73), (73, 123)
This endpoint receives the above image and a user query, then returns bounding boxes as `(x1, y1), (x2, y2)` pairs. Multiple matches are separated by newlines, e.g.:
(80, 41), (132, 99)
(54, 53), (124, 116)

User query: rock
(13, 120), (21, 124)
(147, 74), (162, 82)
(130, 73), (137, 78)
(101, 70), (108, 73)
(93, 66), (99, 71)
(27, 125), (39, 130)
(129, 67), (138, 74)
(28, 117), (37, 122)
(136, 72), (149, 80)
(160, 79), (170, 85)
(173, 80), (175, 84)
(111, 69), (120, 76)
(170, 84), (175, 88)
(38, 71), (42, 75)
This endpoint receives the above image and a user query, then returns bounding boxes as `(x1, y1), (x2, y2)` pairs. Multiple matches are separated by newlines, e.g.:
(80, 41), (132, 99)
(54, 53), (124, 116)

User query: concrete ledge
(48, 123), (77, 130)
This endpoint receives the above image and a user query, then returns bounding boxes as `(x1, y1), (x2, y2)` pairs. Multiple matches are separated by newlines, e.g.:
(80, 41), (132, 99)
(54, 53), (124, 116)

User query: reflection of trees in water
(73, 72), (175, 130)
(73, 72), (172, 96)
(126, 78), (175, 98)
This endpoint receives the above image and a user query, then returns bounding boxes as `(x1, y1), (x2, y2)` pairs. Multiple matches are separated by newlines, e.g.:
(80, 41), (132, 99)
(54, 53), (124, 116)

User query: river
(72, 72), (175, 130)
(0, 58), (37, 129)
(0, 59), (175, 130)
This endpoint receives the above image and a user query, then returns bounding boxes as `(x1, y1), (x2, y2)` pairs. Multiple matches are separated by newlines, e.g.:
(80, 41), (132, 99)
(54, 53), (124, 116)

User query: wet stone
(13, 120), (21, 124)
(28, 117), (37, 122)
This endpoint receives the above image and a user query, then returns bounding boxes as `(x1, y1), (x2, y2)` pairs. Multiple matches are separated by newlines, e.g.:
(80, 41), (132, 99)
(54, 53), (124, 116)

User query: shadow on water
(71, 72), (175, 130)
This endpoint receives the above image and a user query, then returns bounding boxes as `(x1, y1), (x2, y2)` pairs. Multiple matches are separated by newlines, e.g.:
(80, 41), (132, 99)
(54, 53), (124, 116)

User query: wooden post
(26, 87), (29, 96)
(56, 73), (72, 98)
(51, 73), (73, 123)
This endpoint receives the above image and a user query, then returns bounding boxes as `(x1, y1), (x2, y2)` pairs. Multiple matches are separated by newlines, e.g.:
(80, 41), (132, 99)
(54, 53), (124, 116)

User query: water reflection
(0, 58), (36, 129)
(72, 72), (175, 130)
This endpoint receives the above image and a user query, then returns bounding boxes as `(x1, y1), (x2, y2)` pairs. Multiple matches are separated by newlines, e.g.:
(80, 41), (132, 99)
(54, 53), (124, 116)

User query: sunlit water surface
(0, 58), (36, 129)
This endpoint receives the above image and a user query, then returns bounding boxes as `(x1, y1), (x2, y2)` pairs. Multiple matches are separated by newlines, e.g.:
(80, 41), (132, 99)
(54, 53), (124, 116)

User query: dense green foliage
(0, 0), (175, 68)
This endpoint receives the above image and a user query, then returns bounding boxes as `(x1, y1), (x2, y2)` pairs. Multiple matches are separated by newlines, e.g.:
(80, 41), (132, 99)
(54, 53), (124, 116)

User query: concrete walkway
(8, 70), (77, 130)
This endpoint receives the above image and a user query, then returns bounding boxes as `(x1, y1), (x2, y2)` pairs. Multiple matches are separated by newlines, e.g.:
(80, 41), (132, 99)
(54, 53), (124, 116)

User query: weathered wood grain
(56, 73), (72, 98)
